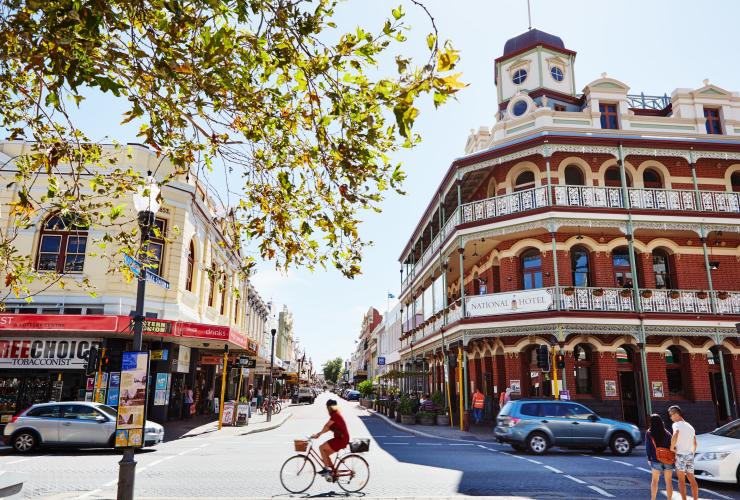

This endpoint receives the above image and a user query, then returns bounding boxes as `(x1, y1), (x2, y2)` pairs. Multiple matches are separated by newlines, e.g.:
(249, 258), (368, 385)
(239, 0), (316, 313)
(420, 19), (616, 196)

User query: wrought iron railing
(461, 187), (548, 224)
(626, 93), (671, 110)
(554, 185), (623, 208)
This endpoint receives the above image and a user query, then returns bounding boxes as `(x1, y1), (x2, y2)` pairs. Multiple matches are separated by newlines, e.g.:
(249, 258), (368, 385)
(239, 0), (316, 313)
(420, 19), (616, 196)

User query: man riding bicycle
(311, 399), (349, 476)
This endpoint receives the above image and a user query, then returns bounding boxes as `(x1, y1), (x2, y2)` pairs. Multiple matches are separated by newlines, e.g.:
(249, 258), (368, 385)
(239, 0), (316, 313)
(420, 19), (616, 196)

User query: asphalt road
(2, 393), (739, 499)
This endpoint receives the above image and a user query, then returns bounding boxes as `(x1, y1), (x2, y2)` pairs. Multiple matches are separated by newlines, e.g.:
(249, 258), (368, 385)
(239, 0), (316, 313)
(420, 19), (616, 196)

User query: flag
(387, 292), (395, 299)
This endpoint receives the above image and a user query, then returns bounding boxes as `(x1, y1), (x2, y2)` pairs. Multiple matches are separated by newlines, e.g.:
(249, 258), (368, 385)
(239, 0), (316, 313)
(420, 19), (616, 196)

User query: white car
(694, 419), (740, 484)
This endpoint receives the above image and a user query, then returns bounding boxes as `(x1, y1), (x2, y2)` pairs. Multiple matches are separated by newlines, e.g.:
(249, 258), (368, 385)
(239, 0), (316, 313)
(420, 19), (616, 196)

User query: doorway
(618, 371), (639, 425)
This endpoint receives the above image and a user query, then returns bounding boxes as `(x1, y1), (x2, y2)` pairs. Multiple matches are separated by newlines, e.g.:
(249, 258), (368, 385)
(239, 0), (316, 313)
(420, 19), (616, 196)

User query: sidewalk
(163, 406), (294, 441)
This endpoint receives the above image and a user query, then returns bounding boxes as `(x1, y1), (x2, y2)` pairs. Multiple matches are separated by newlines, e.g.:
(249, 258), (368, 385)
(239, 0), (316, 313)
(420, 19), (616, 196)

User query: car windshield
(499, 401), (513, 416)
(98, 405), (118, 418)
(711, 420), (740, 439)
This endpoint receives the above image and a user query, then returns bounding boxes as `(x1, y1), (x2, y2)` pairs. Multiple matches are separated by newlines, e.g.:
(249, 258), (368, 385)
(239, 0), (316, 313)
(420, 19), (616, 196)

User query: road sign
(377, 357), (385, 366)
(238, 356), (256, 368)
(124, 254), (143, 278)
(145, 269), (170, 289)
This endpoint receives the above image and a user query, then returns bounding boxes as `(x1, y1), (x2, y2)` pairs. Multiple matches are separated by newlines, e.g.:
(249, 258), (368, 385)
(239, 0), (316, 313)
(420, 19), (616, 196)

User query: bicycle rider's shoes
(318, 468), (331, 477)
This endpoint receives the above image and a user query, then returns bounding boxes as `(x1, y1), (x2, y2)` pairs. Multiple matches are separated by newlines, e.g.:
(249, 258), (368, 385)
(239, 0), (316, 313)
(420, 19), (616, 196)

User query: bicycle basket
(349, 438), (370, 453)
(294, 440), (309, 452)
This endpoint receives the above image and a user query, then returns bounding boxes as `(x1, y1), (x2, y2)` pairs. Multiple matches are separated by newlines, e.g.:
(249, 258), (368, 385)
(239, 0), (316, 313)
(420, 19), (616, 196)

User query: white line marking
(564, 474), (586, 484)
(102, 479), (117, 487)
(476, 444), (488, 449)
(373, 435), (388, 438)
(6, 458), (28, 464)
(544, 465), (563, 473)
(698, 488), (733, 500)
(450, 443), (474, 446)
(510, 454), (528, 460)
(148, 459), (164, 467)
(637, 467), (652, 473)
(525, 458), (542, 464)
(381, 442), (408, 445)
(613, 460), (633, 466)
(587, 485), (615, 498)
(76, 489), (102, 499)
(592, 456), (610, 461)
(499, 451), (513, 456)
(417, 443), (442, 446)
(391, 435), (413, 438)
(198, 443), (209, 448)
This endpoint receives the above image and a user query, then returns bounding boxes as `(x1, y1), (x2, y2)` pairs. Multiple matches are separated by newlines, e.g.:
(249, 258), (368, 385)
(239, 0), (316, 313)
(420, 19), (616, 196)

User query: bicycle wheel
(280, 454), (316, 494)
(335, 454), (370, 493)
(274, 401), (282, 414)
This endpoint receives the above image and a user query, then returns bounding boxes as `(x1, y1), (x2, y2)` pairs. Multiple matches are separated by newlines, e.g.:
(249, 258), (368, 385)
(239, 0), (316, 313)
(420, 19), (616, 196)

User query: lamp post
(118, 174), (160, 500)
(267, 328), (277, 422)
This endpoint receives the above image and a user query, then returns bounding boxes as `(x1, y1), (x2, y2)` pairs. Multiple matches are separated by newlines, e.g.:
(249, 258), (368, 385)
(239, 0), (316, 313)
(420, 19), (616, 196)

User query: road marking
(544, 465), (563, 474)
(592, 456), (610, 461)
(199, 443), (209, 448)
(612, 460), (633, 466)
(449, 443), (474, 446)
(381, 442), (408, 445)
(5, 458), (28, 464)
(102, 480), (117, 487)
(637, 467), (652, 473)
(417, 443), (442, 446)
(76, 489), (102, 499)
(524, 458), (542, 464)
(587, 485), (615, 498)
(698, 488), (733, 500)
(499, 451), (513, 456)
(148, 459), (164, 467)
(564, 474), (586, 484)
(373, 435), (388, 438)
(391, 435), (413, 438)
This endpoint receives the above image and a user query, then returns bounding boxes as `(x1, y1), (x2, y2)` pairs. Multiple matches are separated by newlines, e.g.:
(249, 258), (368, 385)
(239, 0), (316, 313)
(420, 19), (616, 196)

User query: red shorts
(327, 438), (348, 452)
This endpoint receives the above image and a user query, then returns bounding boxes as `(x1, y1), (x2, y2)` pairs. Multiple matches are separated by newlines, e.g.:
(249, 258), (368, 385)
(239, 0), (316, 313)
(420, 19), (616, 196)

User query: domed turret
(502, 29), (565, 59)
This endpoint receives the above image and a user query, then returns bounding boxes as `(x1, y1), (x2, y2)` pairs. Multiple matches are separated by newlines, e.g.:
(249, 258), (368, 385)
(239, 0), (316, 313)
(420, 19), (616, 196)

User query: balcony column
(688, 151), (702, 210)
(549, 224), (560, 311)
(618, 143), (652, 418)
(462, 337), (469, 411)
(544, 144), (552, 205)
(458, 242), (466, 317)
(713, 331), (734, 419)
(699, 226), (718, 314)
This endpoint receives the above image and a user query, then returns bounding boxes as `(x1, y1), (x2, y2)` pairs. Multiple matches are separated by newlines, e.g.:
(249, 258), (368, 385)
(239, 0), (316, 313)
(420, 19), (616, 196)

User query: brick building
(397, 29), (740, 432)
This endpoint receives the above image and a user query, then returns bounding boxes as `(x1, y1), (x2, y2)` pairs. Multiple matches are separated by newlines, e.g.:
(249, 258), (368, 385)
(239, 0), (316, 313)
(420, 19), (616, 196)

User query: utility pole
(267, 328), (277, 422)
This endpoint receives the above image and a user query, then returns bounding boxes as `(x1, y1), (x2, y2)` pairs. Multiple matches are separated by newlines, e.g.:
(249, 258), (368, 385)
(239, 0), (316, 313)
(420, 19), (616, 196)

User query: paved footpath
(2, 395), (738, 499)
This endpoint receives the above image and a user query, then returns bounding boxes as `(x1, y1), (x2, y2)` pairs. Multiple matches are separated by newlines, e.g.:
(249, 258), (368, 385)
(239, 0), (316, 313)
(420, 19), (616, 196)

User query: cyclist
(311, 399), (350, 476)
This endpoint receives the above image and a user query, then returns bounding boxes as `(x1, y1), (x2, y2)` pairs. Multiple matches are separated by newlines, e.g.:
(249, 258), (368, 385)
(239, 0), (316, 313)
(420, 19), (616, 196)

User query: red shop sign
(178, 322), (230, 341)
(0, 314), (120, 332)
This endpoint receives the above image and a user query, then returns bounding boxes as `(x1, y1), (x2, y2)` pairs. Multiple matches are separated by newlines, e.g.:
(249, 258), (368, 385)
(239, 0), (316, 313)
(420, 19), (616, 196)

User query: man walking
(472, 388), (485, 424)
(669, 405), (698, 500)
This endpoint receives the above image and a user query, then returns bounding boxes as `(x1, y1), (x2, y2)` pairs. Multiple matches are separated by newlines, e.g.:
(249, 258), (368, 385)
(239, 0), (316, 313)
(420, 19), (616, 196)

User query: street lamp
(267, 328), (277, 422)
(118, 174), (160, 500)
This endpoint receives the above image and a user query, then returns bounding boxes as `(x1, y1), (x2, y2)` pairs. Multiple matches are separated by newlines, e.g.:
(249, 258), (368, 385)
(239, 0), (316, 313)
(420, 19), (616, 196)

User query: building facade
(0, 141), (272, 424)
(397, 29), (740, 432)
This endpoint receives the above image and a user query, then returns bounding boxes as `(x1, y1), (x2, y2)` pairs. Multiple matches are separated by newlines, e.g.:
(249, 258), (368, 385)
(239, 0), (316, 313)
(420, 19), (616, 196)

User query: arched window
(574, 344), (593, 394)
(612, 246), (634, 287)
(643, 168), (663, 189)
(564, 165), (585, 186)
(186, 241), (195, 292)
(665, 346), (684, 396)
(514, 171), (536, 192)
(36, 214), (89, 273)
(521, 249), (543, 290)
(207, 263), (217, 308)
(731, 172), (740, 193)
(486, 177), (497, 198)
(652, 249), (672, 289)
(571, 246), (590, 287)
(604, 166), (631, 187)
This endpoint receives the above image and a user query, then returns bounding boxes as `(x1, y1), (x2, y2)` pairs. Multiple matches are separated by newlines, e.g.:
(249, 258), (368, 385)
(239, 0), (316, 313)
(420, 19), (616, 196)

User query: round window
(551, 66), (564, 82)
(512, 69), (527, 85)
(512, 100), (528, 117)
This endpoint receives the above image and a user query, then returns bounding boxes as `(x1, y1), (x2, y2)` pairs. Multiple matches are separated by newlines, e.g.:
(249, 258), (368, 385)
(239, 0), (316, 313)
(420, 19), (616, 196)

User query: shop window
(186, 241), (195, 292)
(704, 108), (722, 135)
(143, 218), (166, 276)
(731, 172), (740, 193)
(36, 214), (89, 273)
(514, 171), (536, 192)
(521, 249), (543, 290)
(574, 344), (593, 395)
(571, 246), (591, 287)
(564, 165), (585, 186)
(665, 346), (684, 397)
(612, 247), (634, 287)
(652, 249), (672, 289)
(643, 168), (663, 189)
(599, 103), (619, 129)
(604, 166), (631, 187)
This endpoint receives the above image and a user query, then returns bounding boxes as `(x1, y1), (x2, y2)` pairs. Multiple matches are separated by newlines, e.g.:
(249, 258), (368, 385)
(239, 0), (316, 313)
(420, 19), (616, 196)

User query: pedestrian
(499, 387), (511, 409)
(256, 388), (263, 408)
(472, 388), (485, 424)
(207, 386), (214, 412)
(669, 405), (698, 500)
(183, 385), (194, 419)
(646, 413), (674, 500)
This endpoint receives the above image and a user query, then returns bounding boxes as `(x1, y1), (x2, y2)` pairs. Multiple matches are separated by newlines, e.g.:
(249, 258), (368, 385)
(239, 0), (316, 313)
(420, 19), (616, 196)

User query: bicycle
(258, 399), (281, 415)
(279, 437), (370, 494)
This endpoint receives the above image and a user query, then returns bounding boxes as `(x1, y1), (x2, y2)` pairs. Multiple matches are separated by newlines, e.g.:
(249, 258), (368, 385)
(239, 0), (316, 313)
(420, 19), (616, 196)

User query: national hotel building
(397, 29), (740, 432)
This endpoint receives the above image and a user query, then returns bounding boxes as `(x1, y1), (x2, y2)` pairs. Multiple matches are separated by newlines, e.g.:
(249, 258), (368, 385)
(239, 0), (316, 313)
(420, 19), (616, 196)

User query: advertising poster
(509, 379), (521, 394)
(155, 373), (169, 390)
(94, 388), (106, 403)
(107, 388), (120, 406)
(652, 381), (664, 398)
(109, 372), (121, 389)
(221, 402), (235, 426)
(86, 377), (95, 391)
(84, 391), (93, 402)
(604, 380), (617, 397)
(115, 351), (149, 448)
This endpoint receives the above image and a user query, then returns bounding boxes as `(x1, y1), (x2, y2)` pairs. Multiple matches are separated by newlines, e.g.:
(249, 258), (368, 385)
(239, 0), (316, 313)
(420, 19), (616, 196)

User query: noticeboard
(114, 351), (150, 448)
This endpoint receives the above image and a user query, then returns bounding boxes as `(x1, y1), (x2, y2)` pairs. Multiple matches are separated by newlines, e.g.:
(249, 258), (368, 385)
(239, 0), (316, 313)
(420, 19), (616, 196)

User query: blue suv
(494, 399), (642, 455)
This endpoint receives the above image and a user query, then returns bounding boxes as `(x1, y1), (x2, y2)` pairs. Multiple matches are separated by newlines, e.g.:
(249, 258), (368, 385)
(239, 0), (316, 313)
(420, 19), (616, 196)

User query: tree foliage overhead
(0, 0), (464, 298)
(322, 356), (343, 383)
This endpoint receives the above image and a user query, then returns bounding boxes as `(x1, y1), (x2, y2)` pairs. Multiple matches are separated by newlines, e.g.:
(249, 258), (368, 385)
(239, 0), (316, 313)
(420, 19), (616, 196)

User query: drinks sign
(466, 290), (552, 317)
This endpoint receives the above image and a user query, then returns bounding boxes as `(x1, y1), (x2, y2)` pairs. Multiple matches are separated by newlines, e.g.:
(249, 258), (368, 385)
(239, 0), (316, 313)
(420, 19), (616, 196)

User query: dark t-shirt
(646, 429), (672, 462)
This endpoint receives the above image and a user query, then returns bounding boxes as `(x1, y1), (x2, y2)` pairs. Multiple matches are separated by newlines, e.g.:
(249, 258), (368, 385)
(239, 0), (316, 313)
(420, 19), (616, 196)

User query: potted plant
(620, 288), (632, 298)
(592, 288), (605, 297)
(641, 290), (653, 299)
(399, 395), (416, 425)
(697, 291), (709, 300)
(669, 290), (681, 299)
(417, 410), (436, 426)
(430, 391), (448, 425)
(563, 287), (575, 296)
(718, 291), (729, 300)
(357, 380), (374, 407)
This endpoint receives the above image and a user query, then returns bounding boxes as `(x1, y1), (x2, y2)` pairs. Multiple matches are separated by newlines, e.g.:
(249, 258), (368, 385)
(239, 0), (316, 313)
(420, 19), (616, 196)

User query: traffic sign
(238, 356), (256, 368)
(377, 357), (385, 366)
(124, 254), (143, 278)
(145, 269), (170, 289)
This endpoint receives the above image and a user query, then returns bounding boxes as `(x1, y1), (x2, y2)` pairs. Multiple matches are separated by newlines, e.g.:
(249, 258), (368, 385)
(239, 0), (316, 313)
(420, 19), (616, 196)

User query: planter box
(400, 414), (416, 425)
(418, 414), (436, 426)
(436, 414), (449, 426)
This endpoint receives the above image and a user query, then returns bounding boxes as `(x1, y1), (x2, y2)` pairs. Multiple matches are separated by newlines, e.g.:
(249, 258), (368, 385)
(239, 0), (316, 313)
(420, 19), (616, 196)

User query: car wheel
(12, 431), (37, 453)
(610, 432), (633, 456)
(526, 432), (549, 455)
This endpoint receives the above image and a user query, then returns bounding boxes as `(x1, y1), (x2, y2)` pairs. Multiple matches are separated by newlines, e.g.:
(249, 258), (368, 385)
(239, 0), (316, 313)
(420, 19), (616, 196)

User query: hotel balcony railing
(401, 186), (740, 294)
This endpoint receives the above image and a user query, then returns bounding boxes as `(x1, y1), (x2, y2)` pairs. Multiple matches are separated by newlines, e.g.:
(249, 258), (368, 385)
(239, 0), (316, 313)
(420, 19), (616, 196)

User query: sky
(31, 0), (740, 367)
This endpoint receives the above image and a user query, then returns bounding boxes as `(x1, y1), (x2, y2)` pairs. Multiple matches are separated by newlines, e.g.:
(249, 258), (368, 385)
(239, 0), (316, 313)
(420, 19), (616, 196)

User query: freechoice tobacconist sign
(0, 338), (102, 369)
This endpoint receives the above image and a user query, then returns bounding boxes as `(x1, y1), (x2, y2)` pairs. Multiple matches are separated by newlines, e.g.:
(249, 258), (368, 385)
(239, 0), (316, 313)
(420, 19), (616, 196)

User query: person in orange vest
(472, 388), (485, 424)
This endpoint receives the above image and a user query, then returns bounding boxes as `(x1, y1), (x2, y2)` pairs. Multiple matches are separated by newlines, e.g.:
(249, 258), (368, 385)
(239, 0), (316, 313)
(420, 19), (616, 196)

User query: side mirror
(95, 415), (108, 423)
(588, 414), (599, 422)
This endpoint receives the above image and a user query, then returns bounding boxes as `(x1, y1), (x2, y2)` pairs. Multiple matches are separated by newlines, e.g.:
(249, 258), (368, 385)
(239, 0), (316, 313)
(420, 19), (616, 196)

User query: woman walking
(646, 414), (674, 500)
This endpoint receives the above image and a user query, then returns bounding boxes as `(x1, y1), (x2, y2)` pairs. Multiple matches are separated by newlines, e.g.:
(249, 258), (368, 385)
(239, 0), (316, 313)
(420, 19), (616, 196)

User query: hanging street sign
(145, 269), (170, 290)
(123, 254), (143, 278)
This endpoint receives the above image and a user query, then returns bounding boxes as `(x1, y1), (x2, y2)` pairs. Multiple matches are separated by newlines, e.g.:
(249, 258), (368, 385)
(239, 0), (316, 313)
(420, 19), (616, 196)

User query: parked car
(4, 402), (164, 453)
(694, 419), (740, 484)
(345, 390), (360, 401)
(494, 399), (641, 455)
(297, 387), (315, 404)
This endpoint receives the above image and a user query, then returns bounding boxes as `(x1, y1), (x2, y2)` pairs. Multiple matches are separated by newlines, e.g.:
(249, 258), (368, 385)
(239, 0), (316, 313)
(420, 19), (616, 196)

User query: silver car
(3, 402), (164, 453)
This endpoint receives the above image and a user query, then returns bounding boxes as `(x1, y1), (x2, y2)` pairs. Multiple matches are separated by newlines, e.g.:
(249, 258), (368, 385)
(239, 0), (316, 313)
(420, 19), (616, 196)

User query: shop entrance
(708, 347), (736, 425)
(618, 371), (640, 425)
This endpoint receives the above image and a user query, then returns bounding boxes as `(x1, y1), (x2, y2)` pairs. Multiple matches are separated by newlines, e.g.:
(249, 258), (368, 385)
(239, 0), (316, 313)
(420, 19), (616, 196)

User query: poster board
(114, 351), (150, 448)
(107, 372), (121, 406)
(154, 373), (170, 406)
(221, 402), (235, 426)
